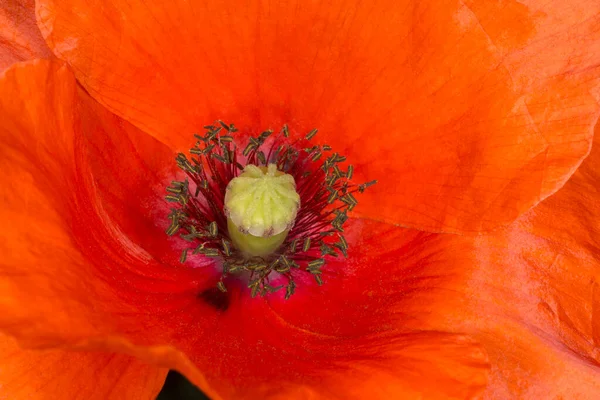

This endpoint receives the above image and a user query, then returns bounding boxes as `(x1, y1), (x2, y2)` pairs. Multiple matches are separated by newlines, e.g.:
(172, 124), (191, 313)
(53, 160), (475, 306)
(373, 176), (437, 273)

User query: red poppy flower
(1, 0), (600, 399)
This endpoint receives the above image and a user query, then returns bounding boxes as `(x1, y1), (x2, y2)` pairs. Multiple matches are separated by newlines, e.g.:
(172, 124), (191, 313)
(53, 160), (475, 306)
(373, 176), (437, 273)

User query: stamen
(164, 121), (376, 299)
(305, 128), (318, 140)
(302, 237), (311, 252)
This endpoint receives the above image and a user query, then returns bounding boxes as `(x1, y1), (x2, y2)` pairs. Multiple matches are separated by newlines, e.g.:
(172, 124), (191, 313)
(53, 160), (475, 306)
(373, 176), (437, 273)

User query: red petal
(0, 69), (489, 399)
(0, 58), (236, 399)
(36, 0), (600, 233)
(0, 59), (119, 344)
(0, 0), (51, 72)
(451, 123), (600, 397)
(4, 13), (600, 394)
(0, 59), (211, 350)
(0, 333), (167, 400)
(76, 85), (204, 276)
(151, 219), (489, 399)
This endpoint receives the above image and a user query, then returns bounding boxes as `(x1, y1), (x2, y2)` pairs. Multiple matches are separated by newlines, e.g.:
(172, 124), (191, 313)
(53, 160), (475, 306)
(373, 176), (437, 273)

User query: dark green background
(156, 371), (210, 400)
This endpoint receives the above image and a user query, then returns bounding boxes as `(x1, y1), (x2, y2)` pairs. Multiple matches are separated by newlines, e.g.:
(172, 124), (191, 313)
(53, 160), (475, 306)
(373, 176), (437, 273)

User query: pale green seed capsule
(224, 163), (300, 257)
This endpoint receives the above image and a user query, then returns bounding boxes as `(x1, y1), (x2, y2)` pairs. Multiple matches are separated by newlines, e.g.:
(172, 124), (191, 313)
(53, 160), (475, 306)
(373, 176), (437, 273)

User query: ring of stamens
(165, 121), (376, 299)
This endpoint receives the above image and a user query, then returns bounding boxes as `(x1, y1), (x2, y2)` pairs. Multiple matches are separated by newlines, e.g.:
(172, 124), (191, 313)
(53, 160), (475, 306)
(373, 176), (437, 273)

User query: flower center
(224, 163), (300, 257)
(164, 122), (376, 299)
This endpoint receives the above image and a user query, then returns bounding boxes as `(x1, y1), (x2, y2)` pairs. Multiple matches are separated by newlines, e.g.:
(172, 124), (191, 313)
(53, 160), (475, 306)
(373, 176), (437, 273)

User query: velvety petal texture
(169, 219), (490, 400)
(36, 0), (600, 233)
(2, 1), (600, 397)
(0, 0), (50, 71)
(0, 58), (216, 397)
(0, 333), (166, 400)
(0, 59), (116, 344)
(0, 60), (490, 399)
(451, 124), (600, 398)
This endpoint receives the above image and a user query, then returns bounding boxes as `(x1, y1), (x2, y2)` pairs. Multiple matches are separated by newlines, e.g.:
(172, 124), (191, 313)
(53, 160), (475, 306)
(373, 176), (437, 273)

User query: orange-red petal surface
(0, 59), (122, 344)
(162, 219), (489, 399)
(450, 123), (600, 397)
(36, 0), (600, 233)
(0, 59), (489, 399)
(0, 59), (201, 345)
(0, 333), (167, 400)
(3, 51), (600, 397)
(0, 0), (50, 72)
(0, 58), (217, 396)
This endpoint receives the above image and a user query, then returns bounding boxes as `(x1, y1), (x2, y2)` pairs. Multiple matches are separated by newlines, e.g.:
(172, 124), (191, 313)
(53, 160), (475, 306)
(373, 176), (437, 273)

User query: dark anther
(198, 287), (231, 311)
(167, 122), (376, 299)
